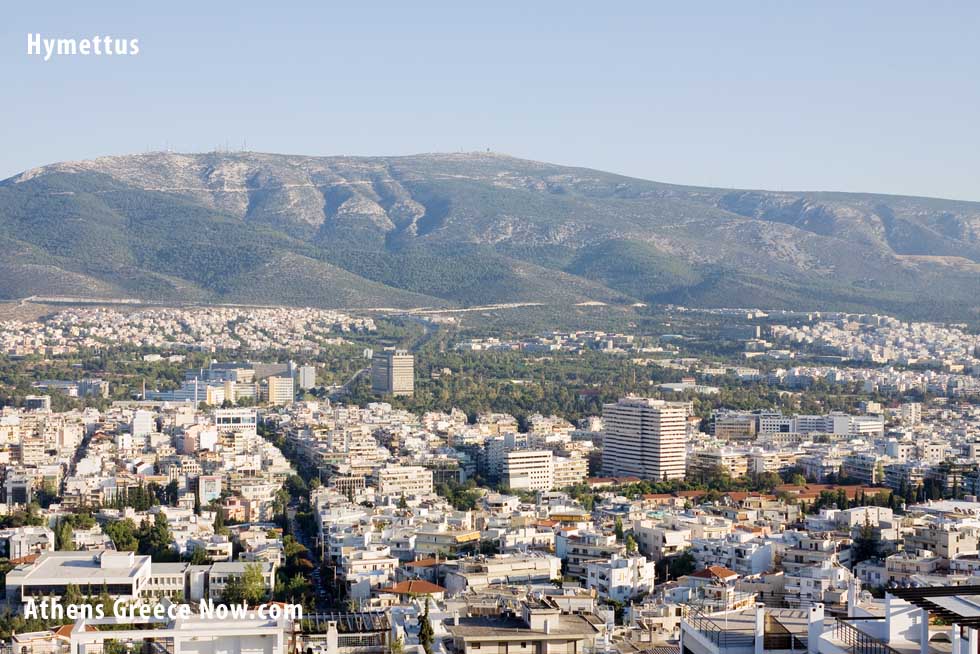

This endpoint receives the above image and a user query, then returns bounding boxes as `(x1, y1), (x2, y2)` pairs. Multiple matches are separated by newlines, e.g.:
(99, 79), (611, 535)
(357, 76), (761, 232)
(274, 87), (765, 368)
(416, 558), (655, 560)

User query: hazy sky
(3, 1), (979, 200)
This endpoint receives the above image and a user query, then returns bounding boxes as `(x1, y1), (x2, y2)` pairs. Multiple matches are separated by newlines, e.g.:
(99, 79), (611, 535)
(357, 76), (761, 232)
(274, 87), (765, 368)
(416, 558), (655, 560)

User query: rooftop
(446, 613), (601, 639)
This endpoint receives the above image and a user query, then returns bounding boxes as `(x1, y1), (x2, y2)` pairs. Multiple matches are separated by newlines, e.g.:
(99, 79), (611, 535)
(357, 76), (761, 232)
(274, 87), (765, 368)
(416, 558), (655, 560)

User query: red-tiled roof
(54, 624), (98, 639)
(379, 580), (446, 595)
(10, 553), (39, 565)
(774, 483), (888, 500)
(689, 565), (738, 580)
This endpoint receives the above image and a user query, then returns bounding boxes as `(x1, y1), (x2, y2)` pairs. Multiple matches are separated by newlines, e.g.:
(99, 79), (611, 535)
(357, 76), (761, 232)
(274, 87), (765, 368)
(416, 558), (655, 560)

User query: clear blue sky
(3, 1), (978, 200)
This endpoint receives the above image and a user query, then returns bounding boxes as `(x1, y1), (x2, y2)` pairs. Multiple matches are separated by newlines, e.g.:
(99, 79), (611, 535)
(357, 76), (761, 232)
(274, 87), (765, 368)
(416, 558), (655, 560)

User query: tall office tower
(371, 349), (414, 397)
(602, 397), (688, 481)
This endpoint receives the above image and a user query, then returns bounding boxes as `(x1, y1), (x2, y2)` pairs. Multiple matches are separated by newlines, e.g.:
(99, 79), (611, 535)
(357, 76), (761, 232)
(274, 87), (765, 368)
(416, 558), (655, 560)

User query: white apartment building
(131, 410), (155, 438)
(900, 402), (922, 425)
(502, 449), (555, 491)
(689, 447), (751, 478)
(339, 545), (399, 601)
(689, 532), (774, 576)
(602, 397), (687, 481)
(748, 449), (801, 475)
(0, 526), (54, 560)
(553, 454), (589, 488)
(632, 519), (692, 561)
(444, 554), (562, 595)
(214, 407), (258, 437)
(375, 464), (434, 497)
(585, 554), (656, 602)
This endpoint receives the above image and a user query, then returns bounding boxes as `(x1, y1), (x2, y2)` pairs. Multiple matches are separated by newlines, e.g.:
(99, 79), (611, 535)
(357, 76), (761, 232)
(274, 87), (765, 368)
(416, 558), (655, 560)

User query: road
(286, 501), (330, 611)
(329, 366), (369, 400)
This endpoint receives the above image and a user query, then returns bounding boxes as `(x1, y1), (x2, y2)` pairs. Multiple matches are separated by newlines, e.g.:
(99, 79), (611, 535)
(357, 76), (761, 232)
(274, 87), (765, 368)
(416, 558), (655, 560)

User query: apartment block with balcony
(585, 554), (656, 602)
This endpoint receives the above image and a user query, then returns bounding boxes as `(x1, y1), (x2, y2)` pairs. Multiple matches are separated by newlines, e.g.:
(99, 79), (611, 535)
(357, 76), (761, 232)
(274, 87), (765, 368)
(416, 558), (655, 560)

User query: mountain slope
(1, 152), (977, 319)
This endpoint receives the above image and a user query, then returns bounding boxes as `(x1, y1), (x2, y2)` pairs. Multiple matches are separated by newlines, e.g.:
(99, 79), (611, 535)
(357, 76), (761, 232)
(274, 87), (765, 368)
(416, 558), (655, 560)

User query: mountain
(0, 151), (977, 320)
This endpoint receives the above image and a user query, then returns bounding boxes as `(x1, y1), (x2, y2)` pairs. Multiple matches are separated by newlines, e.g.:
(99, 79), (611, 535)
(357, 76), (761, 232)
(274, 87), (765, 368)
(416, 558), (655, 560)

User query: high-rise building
(602, 397), (688, 481)
(297, 365), (316, 391)
(371, 349), (414, 397)
(263, 376), (294, 406)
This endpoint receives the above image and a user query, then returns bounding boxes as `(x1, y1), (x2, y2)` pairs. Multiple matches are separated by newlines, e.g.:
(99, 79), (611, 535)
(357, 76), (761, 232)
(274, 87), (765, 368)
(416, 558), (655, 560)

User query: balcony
(681, 605), (811, 654)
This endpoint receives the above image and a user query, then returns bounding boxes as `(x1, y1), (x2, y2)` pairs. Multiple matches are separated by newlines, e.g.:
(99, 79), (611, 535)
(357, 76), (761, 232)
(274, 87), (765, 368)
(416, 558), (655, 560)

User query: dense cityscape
(0, 302), (977, 654)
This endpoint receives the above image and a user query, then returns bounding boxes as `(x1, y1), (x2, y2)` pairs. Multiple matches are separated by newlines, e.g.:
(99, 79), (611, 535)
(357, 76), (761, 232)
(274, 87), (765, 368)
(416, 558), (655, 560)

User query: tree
(96, 583), (112, 614)
(56, 521), (75, 551)
(138, 513), (176, 560)
(105, 519), (139, 552)
(851, 515), (879, 566)
(625, 533), (638, 555)
(165, 480), (180, 506)
(222, 563), (268, 606)
(64, 583), (83, 607)
(221, 575), (246, 604)
(213, 507), (228, 535)
(613, 517), (624, 541)
(398, 493), (408, 510)
(418, 597), (435, 654)
(188, 547), (210, 565)
(667, 551), (696, 580)
(279, 573), (311, 603)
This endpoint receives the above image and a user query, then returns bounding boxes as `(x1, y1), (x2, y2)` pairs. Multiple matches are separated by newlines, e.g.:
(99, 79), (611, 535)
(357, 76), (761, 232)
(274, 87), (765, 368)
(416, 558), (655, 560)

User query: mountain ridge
(14, 150), (980, 204)
(0, 151), (977, 320)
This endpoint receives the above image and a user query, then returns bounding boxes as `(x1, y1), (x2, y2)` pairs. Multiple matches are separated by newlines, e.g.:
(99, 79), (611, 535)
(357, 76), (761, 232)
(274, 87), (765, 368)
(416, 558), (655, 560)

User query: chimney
(847, 577), (859, 618)
(544, 619), (552, 635)
(808, 603), (824, 654)
(453, 610), (459, 626)
(754, 603), (765, 654)
(326, 620), (339, 654)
